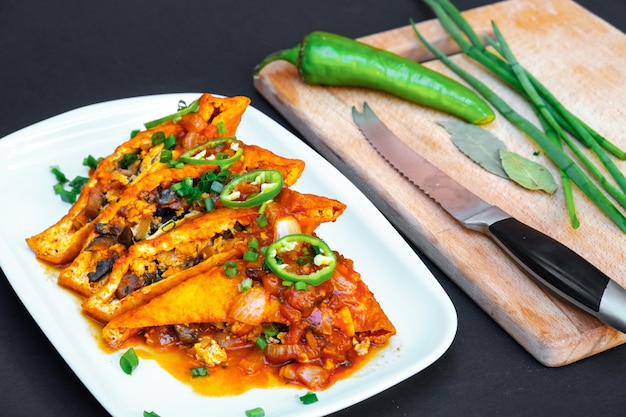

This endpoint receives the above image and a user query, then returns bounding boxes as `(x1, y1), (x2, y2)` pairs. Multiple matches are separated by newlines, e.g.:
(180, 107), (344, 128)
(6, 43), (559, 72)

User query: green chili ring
(220, 169), (283, 208)
(264, 234), (337, 286)
(180, 137), (243, 167)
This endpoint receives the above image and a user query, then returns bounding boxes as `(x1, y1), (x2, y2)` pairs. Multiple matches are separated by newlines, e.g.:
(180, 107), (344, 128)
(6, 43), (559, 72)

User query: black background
(2, 1), (626, 416)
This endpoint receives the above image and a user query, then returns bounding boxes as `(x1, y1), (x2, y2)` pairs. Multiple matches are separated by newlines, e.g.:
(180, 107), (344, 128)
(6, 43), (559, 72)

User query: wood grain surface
(254, 0), (626, 366)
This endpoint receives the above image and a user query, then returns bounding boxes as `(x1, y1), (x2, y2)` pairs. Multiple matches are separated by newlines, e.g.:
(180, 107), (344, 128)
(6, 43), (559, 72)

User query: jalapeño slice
(179, 137), (243, 167)
(220, 169), (283, 208)
(264, 234), (337, 286)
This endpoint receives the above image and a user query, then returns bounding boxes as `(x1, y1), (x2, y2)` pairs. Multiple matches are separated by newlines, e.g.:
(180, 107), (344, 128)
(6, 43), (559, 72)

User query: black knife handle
(488, 217), (609, 313)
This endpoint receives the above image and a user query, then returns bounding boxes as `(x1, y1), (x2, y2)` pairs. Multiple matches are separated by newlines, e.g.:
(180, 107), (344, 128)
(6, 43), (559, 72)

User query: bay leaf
(438, 120), (508, 178)
(500, 149), (557, 194)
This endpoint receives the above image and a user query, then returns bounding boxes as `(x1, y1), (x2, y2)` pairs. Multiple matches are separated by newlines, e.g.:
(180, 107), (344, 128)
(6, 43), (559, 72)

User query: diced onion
(274, 216), (301, 239)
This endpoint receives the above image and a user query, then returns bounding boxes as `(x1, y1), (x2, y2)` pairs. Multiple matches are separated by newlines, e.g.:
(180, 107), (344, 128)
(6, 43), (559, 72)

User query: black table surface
(2, 1), (626, 416)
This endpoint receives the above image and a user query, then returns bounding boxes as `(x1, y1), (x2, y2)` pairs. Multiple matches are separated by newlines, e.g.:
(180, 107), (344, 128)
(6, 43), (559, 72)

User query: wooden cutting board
(254, 0), (626, 366)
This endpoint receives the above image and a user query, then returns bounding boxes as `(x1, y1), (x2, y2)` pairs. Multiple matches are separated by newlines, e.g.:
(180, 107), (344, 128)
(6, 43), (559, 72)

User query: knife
(352, 102), (626, 333)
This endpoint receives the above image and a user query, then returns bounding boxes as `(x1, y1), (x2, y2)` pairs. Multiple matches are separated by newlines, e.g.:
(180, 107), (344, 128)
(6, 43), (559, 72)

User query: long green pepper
(254, 31), (495, 125)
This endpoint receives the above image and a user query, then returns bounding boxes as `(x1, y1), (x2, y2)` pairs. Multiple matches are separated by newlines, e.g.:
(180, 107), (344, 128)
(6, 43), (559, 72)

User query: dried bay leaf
(438, 120), (508, 178)
(500, 149), (557, 194)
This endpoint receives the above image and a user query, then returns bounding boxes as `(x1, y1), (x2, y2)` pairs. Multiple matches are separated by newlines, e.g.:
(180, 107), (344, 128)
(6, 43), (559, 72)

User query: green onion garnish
(243, 251), (258, 262)
(151, 131), (166, 145)
(190, 366), (209, 378)
(245, 407), (265, 417)
(224, 261), (238, 277)
(130, 129), (140, 138)
(295, 281), (307, 291)
(204, 197), (214, 212)
(120, 347), (139, 375)
(164, 134), (177, 150)
(264, 324), (279, 337)
(216, 121), (227, 135)
(50, 166), (68, 183)
(255, 335), (268, 350)
(256, 214), (268, 228)
(210, 180), (224, 193)
(143, 412), (161, 417)
(299, 391), (318, 405)
(119, 153), (139, 169)
(159, 149), (173, 163)
(238, 277), (253, 292)
(82, 154), (101, 170)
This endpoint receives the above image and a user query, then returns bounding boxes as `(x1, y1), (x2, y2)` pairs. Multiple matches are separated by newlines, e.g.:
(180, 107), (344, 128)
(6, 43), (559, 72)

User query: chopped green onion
(299, 391), (318, 405)
(68, 176), (89, 191)
(282, 280), (293, 287)
(210, 180), (224, 193)
(120, 347), (139, 375)
(190, 366), (209, 378)
(53, 183), (78, 203)
(256, 214), (268, 228)
(161, 219), (176, 232)
(159, 149), (173, 163)
(50, 166), (68, 183)
(255, 335), (268, 350)
(245, 407), (265, 417)
(164, 134), (177, 150)
(264, 324), (279, 337)
(216, 121), (227, 135)
(248, 237), (259, 251)
(204, 197), (215, 212)
(130, 129), (140, 138)
(238, 277), (253, 292)
(143, 412), (161, 417)
(215, 169), (231, 183)
(224, 261), (238, 277)
(151, 131), (166, 145)
(119, 153), (139, 169)
(243, 251), (259, 262)
(82, 154), (101, 170)
(295, 281), (308, 291)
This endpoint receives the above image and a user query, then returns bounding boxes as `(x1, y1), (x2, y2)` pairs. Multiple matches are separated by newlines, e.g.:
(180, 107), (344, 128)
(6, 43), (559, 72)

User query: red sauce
(130, 339), (385, 396)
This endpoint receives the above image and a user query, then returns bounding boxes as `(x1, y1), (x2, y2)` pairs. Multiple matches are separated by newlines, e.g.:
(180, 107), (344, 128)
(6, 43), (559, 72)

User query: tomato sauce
(131, 339), (385, 396)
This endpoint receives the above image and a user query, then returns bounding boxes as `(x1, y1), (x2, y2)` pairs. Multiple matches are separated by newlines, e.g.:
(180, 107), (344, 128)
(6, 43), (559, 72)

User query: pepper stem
(253, 45), (300, 76)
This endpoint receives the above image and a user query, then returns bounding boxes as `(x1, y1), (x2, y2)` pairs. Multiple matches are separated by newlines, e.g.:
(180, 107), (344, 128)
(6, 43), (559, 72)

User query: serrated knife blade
(352, 101), (626, 333)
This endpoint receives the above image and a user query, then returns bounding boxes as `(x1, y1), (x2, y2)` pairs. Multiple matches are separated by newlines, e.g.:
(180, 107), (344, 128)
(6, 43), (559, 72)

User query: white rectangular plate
(0, 93), (457, 417)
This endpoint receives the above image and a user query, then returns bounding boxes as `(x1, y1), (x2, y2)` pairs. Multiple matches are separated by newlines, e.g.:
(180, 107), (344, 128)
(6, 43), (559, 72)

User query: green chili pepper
(220, 169), (283, 208)
(264, 234), (336, 286)
(179, 137), (243, 167)
(254, 31), (495, 125)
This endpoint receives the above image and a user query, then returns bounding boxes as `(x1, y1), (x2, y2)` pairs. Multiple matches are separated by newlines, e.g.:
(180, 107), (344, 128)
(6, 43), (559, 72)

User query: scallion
(204, 197), (215, 212)
(151, 131), (166, 145)
(190, 366), (209, 378)
(224, 261), (238, 277)
(120, 347), (139, 375)
(256, 214), (269, 228)
(299, 391), (319, 405)
(255, 335), (268, 350)
(245, 407), (265, 417)
(238, 277), (253, 292)
(159, 149), (173, 163)
(243, 251), (258, 262)
(164, 134), (177, 150)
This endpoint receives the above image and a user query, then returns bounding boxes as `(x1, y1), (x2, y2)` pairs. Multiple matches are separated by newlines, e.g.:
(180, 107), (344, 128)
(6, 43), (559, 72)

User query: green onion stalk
(410, 13), (626, 232)
(416, 0), (626, 231)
